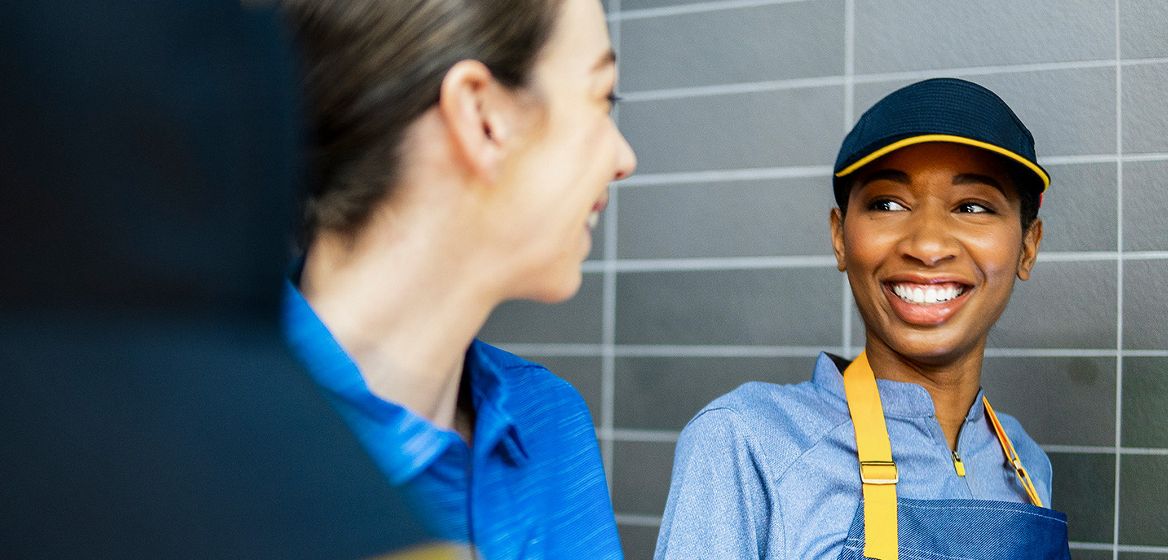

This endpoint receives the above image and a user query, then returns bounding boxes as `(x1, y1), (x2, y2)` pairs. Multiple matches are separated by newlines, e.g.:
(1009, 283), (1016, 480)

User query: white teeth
(892, 283), (964, 305)
(587, 211), (600, 230)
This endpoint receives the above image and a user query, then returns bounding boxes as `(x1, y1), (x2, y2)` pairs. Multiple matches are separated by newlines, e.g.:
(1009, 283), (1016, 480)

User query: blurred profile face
(830, 143), (1042, 366)
(492, 0), (636, 303)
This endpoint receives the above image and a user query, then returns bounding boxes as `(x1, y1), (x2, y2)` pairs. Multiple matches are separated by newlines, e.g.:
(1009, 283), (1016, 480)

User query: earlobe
(1017, 219), (1043, 281)
(437, 60), (506, 183)
(830, 208), (847, 272)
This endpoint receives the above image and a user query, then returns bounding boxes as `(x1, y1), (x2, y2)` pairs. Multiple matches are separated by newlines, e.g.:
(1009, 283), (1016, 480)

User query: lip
(592, 194), (609, 215)
(881, 274), (974, 326)
(586, 195), (609, 231)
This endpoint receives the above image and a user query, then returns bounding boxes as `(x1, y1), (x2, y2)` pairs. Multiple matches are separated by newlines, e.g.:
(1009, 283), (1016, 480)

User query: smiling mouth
(888, 282), (967, 305)
(881, 280), (973, 326)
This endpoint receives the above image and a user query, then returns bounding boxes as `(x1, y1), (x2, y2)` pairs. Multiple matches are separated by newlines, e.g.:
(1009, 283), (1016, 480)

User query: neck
(863, 338), (986, 451)
(299, 204), (504, 432)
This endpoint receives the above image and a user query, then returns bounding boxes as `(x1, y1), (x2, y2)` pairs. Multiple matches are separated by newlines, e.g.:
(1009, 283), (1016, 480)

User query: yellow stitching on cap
(834, 134), (1051, 191)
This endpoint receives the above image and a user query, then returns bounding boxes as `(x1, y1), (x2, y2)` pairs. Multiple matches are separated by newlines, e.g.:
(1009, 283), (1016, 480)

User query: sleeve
(1028, 440), (1054, 508)
(654, 407), (780, 560)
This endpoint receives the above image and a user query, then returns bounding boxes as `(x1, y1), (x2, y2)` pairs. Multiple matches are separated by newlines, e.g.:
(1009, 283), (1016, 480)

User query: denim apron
(837, 352), (1071, 560)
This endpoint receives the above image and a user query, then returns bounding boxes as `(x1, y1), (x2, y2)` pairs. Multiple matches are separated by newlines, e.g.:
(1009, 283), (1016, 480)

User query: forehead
(538, 0), (613, 71)
(862, 142), (1013, 178)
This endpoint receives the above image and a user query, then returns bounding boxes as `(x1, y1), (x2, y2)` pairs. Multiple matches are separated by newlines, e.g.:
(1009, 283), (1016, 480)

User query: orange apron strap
(842, 351), (898, 560)
(982, 396), (1045, 508)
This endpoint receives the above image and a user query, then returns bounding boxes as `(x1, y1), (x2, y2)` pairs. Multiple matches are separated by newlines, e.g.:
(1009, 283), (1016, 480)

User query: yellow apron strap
(982, 396), (1045, 508)
(842, 351), (898, 560)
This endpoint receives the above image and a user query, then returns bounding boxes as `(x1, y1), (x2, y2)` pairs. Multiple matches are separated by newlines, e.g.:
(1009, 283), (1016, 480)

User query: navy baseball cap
(833, 78), (1049, 209)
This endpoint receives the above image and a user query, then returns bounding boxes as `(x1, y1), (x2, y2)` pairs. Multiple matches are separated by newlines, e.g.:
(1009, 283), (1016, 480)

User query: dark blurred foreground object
(0, 2), (441, 557)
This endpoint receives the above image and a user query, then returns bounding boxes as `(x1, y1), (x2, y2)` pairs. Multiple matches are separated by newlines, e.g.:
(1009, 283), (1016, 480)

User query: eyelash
(869, 199), (907, 212)
(607, 92), (622, 106)
(956, 202), (995, 214)
(868, 199), (997, 214)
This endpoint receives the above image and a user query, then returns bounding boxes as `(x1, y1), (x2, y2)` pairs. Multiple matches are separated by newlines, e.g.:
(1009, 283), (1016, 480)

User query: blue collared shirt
(655, 353), (1053, 559)
(282, 286), (622, 559)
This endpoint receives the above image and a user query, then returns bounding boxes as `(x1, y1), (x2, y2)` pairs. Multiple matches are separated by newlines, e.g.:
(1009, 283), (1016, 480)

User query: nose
(899, 206), (958, 267)
(612, 128), (637, 181)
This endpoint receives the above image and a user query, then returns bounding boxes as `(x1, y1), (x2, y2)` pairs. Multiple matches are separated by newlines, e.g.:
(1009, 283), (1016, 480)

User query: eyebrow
(953, 173), (1006, 195)
(858, 169), (910, 186)
(859, 169), (1007, 196)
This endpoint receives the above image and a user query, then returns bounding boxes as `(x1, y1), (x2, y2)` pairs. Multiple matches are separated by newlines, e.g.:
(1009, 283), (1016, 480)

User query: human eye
(955, 201), (994, 214)
(869, 199), (908, 212)
(606, 91), (622, 112)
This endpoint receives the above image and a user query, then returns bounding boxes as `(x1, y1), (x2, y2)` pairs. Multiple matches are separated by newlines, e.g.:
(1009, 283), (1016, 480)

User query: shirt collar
(464, 340), (529, 465)
(281, 283), (528, 482)
(811, 352), (987, 420)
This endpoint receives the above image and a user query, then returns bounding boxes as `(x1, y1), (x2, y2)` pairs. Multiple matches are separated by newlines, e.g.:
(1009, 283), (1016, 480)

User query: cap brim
(834, 134), (1050, 192)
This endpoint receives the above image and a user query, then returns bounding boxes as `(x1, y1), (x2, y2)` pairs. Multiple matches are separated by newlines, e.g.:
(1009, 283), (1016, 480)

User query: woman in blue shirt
(277, 1), (635, 558)
(656, 79), (1070, 559)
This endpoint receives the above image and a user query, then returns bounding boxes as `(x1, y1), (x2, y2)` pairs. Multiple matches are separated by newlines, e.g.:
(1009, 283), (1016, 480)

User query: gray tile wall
(482, 1), (1168, 557)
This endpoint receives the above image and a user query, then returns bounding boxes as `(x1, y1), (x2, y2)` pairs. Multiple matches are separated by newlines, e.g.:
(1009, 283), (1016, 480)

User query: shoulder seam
(773, 416), (855, 486)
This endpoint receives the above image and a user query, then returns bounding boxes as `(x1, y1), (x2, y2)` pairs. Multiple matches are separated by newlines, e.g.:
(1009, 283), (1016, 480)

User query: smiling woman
(835, 143), (1042, 375)
(276, 0), (634, 557)
(655, 79), (1071, 560)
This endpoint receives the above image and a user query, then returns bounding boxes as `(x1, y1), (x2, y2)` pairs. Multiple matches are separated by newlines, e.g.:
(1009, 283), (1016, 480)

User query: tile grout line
(579, 251), (1168, 275)
(1045, 445), (1168, 456)
(604, 255), (838, 271)
(618, 165), (831, 187)
(617, 57), (1168, 103)
(616, 154), (1167, 188)
(614, 513), (665, 527)
(607, 0), (810, 22)
(610, 428), (681, 443)
(841, 0), (855, 357)
(1112, 2), (1124, 557)
(1071, 542), (1168, 554)
(620, 75), (843, 102)
(602, 0), (621, 500)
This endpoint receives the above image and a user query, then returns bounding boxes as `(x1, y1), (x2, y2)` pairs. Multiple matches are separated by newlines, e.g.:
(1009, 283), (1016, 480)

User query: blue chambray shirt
(655, 353), (1053, 559)
(282, 285), (622, 559)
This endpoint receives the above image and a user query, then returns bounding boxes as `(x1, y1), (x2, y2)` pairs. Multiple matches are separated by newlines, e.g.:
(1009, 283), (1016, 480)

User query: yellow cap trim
(834, 134), (1051, 192)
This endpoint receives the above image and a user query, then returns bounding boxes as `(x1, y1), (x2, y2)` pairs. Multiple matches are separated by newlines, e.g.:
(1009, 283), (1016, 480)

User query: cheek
(535, 113), (606, 178)
(842, 220), (891, 274)
(967, 231), (1025, 280)
(570, 116), (620, 175)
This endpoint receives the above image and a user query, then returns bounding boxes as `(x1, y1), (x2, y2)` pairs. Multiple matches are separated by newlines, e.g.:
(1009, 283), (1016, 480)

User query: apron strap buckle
(859, 460), (899, 485)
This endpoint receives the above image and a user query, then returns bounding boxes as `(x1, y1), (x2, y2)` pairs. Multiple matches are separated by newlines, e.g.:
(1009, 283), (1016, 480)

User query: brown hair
(280, 0), (563, 240)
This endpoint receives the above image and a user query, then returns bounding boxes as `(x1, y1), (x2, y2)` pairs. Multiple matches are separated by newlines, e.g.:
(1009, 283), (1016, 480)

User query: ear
(437, 60), (510, 183)
(1016, 218), (1043, 281)
(830, 208), (847, 272)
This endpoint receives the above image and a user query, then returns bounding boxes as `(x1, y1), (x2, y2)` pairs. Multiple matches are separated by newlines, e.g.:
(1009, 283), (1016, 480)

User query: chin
(525, 268), (583, 304)
(884, 331), (983, 367)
